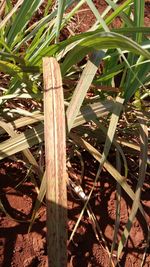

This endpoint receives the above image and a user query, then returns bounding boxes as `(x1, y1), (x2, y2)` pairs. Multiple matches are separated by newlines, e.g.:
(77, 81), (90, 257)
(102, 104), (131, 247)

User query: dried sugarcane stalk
(43, 57), (67, 267)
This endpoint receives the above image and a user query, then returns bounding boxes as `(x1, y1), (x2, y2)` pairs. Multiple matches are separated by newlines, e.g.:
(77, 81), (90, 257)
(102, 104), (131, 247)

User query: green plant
(0, 1), (149, 266)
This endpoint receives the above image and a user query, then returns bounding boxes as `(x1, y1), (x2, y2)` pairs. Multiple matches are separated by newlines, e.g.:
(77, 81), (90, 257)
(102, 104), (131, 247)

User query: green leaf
(0, 120), (42, 176)
(7, 0), (43, 48)
(134, 0), (144, 44)
(0, 124), (44, 160)
(66, 51), (105, 132)
(0, 60), (39, 94)
(70, 131), (145, 218)
(61, 32), (150, 75)
(117, 111), (148, 260)
(54, 0), (66, 43)
(0, 100), (114, 158)
(105, 0), (133, 27)
(29, 172), (46, 232)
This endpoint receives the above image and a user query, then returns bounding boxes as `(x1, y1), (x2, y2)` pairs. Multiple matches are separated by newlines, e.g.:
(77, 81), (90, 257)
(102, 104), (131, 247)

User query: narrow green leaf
(7, 0), (43, 47)
(61, 32), (150, 75)
(66, 51), (105, 132)
(27, 0), (85, 63)
(0, 0), (24, 29)
(134, 0), (144, 44)
(117, 111), (148, 260)
(0, 99), (114, 135)
(69, 96), (125, 245)
(0, 121), (42, 176)
(0, 100), (114, 159)
(29, 172), (46, 232)
(32, 30), (150, 66)
(69, 132), (145, 218)
(93, 121), (128, 178)
(0, 60), (39, 94)
(110, 150), (121, 264)
(105, 0), (133, 27)
(0, 124), (44, 160)
(113, 27), (150, 35)
(54, 0), (66, 43)
(86, 0), (108, 31)
(93, 62), (125, 83)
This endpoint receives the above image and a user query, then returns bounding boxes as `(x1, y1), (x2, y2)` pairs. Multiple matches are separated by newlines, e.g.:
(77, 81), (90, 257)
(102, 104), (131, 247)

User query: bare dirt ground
(0, 152), (150, 266)
(0, 1), (150, 266)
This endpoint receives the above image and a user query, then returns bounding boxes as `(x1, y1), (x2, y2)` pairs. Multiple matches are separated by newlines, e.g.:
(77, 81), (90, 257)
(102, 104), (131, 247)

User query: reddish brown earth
(0, 1), (150, 267)
(0, 153), (150, 267)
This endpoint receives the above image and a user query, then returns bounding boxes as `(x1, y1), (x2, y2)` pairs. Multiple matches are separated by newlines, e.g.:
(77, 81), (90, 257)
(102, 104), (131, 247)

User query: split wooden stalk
(43, 57), (67, 267)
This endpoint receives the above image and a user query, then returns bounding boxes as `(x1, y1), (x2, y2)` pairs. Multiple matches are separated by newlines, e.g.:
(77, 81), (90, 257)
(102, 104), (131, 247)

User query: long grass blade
(69, 132), (145, 218)
(93, 121), (128, 178)
(134, 0), (144, 44)
(0, 0), (23, 29)
(0, 60), (38, 94)
(69, 96), (125, 243)
(86, 0), (108, 31)
(105, 0), (133, 27)
(54, 0), (66, 43)
(7, 0), (44, 48)
(29, 172), (46, 232)
(0, 124), (44, 159)
(110, 150), (121, 265)
(0, 121), (42, 177)
(117, 111), (148, 261)
(61, 32), (150, 75)
(0, 100), (114, 159)
(27, 0), (85, 63)
(66, 50), (105, 132)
